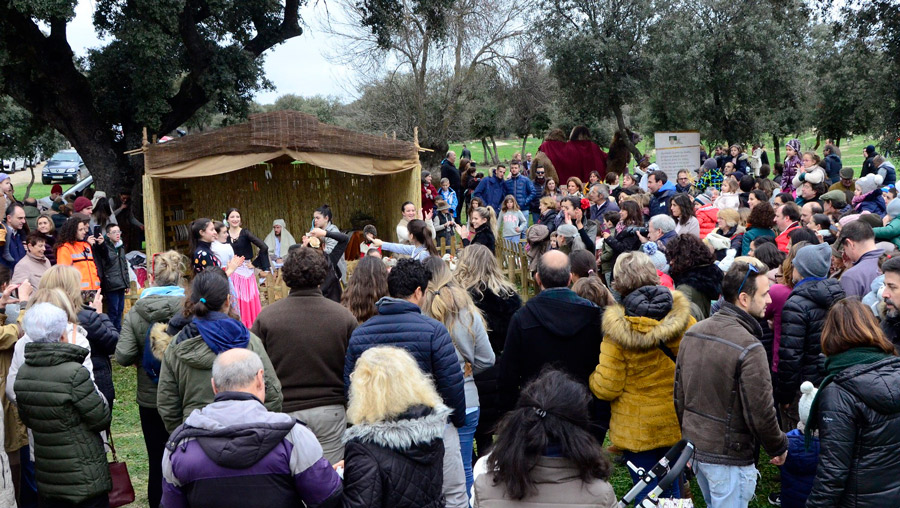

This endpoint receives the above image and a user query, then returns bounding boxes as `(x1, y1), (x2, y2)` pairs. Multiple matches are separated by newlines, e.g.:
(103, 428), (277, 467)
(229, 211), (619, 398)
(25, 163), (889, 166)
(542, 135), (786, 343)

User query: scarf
(194, 311), (250, 354)
(805, 346), (893, 448)
(852, 189), (876, 207)
(140, 286), (185, 299)
(26, 250), (46, 264)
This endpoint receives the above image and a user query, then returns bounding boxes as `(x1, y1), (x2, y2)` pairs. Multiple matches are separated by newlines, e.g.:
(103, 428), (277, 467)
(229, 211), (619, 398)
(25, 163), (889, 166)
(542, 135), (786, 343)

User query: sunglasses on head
(737, 263), (760, 296)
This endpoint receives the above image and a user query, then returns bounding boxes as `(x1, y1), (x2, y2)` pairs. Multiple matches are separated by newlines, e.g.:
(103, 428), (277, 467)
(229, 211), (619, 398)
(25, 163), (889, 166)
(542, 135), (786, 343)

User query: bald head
(536, 250), (571, 289)
(211, 349), (265, 401)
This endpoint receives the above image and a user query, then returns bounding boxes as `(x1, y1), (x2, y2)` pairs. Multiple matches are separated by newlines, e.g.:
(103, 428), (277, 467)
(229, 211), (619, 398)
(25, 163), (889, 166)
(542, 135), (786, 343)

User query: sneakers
(767, 492), (781, 506)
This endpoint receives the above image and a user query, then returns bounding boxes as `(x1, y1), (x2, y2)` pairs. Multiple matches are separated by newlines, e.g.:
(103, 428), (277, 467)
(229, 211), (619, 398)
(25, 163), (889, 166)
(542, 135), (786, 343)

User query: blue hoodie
(649, 180), (677, 217)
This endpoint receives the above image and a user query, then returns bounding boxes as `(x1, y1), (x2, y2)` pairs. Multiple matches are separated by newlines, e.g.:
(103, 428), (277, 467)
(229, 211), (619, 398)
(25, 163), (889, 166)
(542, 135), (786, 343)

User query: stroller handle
(655, 439), (695, 492)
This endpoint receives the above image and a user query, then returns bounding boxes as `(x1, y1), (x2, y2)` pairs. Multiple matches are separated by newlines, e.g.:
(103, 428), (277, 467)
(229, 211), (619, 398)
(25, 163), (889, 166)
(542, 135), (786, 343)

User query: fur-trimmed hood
(343, 404), (450, 452)
(149, 322), (173, 361)
(602, 287), (694, 350)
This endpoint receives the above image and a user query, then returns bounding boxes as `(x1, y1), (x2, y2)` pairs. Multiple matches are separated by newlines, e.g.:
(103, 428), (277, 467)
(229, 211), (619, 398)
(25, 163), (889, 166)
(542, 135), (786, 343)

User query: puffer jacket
(115, 290), (184, 408)
(807, 357), (900, 507)
(78, 305), (119, 405)
(95, 238), (129, 293)
(344, 297), (466, 428)
(673, 264), (723, 321)
(675, 302), (787, 466)
(156, 321), (283, 433)
(781, 428), (819, 508)
(473, 456), (617, 507)
(874, 216), (900, 250)
(590, 286), (695, 452)
(14, 342), (111, 504)
(648, 183), (675, 218)
(824, 153), (842, 184)
(776, 278), (845, 404)
(856, 191), (887, 216)
(342, 404), (449, 508)
(696, 204), (719, 239)
(878, 160), (897, 187)
(503, 175), (539, 211)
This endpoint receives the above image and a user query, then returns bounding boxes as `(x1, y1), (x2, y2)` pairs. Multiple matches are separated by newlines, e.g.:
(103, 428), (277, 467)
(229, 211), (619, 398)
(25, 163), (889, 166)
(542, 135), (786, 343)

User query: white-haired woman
(343, 346), (449, 508)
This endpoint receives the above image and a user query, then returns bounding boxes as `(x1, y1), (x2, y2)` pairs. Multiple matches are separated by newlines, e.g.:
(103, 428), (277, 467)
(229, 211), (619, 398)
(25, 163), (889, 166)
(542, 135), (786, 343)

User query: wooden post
(142, 174), (164, 260)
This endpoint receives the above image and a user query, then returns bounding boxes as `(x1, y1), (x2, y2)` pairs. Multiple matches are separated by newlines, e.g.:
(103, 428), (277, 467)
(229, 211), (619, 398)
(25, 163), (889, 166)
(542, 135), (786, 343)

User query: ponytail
(408, 219), (439, 256)
(474, 206), (498, 236)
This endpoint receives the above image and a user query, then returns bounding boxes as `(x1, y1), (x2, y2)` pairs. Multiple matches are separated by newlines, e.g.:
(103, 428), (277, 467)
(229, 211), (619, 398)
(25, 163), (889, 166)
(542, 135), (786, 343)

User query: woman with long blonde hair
(452, 243), (521, 460)
(40, 264), (119, 406)
(343, 346), (449, 508)
(421, 257), (494, 498)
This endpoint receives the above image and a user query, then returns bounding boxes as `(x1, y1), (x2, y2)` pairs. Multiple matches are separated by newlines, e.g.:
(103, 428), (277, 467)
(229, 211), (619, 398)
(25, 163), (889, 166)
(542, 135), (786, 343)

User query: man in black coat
(441, 151), (463, 218)
(498, 250), (608, 437)
(95, 224), (130, 331)
(861, 144), (879, 177)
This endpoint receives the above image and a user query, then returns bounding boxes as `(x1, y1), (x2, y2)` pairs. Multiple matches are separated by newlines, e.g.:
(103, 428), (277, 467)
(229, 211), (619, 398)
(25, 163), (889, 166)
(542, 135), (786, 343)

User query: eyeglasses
(737, 263), (760, 296)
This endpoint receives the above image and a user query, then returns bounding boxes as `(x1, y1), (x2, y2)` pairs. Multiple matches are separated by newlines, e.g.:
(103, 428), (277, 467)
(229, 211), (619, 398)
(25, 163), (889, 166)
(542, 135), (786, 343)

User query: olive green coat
(115, 294), (184, 408)
(14, 342), (111, 504)
(156, 327), (283, 433)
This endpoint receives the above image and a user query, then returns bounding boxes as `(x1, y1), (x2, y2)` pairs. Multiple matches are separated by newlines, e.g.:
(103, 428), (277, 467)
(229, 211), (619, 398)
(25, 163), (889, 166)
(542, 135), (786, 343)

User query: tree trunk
(813, 134), (821, 151)
(836, 137), (841, 147)
(24, 161), (36, 199)
(612, 104), (642, 162)
(772, 134), (781, 165)
(482, 138), (489, 165)
(521, 134), (529, 157)
(490, 136), (500, 165)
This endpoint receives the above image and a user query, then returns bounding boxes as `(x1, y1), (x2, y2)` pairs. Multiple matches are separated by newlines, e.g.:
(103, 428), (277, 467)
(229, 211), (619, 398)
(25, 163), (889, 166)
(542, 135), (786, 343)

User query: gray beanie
(557, 224), (578, 238)
(793, 243), (832, 279)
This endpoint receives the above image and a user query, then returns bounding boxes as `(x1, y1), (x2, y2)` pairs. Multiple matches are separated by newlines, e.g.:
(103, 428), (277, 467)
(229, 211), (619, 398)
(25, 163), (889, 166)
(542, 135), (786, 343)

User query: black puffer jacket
(342, 404), (448, 508)
(776, 278), (845, 404)
(807, 357), (900, 507)
(605, 228), (641, 255)
(95, 240), (129, 293)
(78, 305), (119, 405)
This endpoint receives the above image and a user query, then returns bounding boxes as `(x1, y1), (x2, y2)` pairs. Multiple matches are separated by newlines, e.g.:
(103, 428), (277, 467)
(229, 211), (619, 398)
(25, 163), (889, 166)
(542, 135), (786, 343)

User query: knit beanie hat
(888, 199), (900, 220)
(794, 243), (832, 279)
(694, 193), (712, 206)
(787, 139), (801, 154)
(641, 241), (669, 273)
(701, 158), (718, 172)
(798, 381), (818, 427)
(0, 174), (9, 184)
(51, 183), (63, 195)
(855, 173), (884, 195)
(73, 196), (92, 213)
(866, 144), (877, 155)
(557, 224), (578, 238)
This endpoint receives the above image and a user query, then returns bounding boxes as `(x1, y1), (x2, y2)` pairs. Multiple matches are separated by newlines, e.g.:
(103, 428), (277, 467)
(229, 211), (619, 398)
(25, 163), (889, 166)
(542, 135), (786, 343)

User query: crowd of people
(0, 139), (899, 508)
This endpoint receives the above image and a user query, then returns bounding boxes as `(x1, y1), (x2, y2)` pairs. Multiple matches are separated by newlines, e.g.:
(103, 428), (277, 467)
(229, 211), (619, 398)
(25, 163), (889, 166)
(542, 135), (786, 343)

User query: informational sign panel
(654, 131), (702, 182)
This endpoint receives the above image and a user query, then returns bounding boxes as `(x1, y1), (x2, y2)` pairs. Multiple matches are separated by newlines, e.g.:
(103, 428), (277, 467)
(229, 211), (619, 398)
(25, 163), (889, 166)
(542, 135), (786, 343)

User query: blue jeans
(531, 211), (541, 225)
(694, 462), (758, 508)
(622, 447), (682, 504)
(105, 289), (125, 332)
(458, 409), (479, 503)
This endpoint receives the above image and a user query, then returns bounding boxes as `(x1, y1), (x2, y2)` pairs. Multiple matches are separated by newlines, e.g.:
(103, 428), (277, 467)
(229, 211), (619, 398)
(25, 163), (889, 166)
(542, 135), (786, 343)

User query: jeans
(139, 406), (168, 508)
(458, 409), (479, 503)
(288, 405), (347, 464)
(622, 447), (682, 504)
(104, 289), (125, 332)
(694, 462), (758, 508)
(503, 235), (521, 244)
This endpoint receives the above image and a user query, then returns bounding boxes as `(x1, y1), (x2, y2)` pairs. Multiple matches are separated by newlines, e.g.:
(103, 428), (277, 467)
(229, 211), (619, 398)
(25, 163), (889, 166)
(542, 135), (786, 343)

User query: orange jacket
(56, 241), (101, 291)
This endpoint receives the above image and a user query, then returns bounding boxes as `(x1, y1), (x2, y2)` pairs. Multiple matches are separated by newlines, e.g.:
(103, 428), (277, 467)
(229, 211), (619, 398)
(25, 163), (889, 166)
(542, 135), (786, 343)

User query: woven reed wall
(159, 156), (418, 255)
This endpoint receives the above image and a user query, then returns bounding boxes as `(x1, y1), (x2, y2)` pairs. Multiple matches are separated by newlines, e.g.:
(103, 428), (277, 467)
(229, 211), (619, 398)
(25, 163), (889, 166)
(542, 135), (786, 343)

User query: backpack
(142, 322), (172, 384)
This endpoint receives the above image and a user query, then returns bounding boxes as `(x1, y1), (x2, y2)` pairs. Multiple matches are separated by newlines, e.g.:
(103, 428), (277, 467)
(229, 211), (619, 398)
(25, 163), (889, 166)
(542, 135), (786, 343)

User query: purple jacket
(162, 392), (342, 508)
(840, 248), (884, 300)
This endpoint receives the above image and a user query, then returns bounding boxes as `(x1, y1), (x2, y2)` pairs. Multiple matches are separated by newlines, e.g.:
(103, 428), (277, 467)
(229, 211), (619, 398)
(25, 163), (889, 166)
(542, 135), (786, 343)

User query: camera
(625, 226), (649, 236)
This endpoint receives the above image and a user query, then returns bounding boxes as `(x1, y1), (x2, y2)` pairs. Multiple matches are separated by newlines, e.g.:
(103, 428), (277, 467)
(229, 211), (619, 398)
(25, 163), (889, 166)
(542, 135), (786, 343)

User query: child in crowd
(438, 178), (459, 218)
(776, 381), (820, 508)
(714, 177), (741, 210)
(360, 224), (380, 257)
(499, 195), (527, 243)
(432, 199), (456, 248)
(783, 139), (802, 194)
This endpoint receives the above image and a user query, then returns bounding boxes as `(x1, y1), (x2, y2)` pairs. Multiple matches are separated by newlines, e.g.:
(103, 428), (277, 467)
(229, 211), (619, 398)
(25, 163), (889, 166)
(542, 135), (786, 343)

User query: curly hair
(282, 246), (328, 290)
(747, 201), (776, 229)
(665, 234), (716, 276)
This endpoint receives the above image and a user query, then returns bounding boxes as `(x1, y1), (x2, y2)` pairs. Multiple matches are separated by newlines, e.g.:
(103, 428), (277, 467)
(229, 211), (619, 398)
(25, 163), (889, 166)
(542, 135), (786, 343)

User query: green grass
(15, 183), (53, 201)
(451, 134), (879, 177)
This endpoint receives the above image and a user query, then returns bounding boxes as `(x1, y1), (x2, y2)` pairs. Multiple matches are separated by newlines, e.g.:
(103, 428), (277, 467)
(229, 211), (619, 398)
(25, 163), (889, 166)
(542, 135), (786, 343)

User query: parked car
(42, 149), (88, 184)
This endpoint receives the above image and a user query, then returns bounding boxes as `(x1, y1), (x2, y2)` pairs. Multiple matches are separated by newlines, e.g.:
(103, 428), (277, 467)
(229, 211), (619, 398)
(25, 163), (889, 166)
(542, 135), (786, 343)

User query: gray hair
(212, 349), (265, 392)
(649, 214), (676, 233)
(23, 303), (68, 343)
(589, 183), (610, 199)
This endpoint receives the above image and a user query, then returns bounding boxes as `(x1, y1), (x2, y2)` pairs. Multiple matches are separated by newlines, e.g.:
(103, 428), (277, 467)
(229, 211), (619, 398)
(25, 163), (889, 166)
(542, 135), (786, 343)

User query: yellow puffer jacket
(590, 286), (695, 452)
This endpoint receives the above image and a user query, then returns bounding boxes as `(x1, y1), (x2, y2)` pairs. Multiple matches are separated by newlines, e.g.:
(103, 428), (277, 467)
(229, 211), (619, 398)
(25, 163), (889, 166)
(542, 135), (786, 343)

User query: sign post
(654, 132), (701, 183)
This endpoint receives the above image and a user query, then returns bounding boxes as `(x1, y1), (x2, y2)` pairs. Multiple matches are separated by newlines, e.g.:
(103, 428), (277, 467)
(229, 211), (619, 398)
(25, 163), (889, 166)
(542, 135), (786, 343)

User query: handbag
(107, 430), (135, 508)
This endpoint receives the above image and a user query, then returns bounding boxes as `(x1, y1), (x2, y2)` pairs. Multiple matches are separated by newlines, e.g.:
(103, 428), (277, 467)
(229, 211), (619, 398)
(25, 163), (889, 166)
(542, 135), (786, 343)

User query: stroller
(617, 440), (695, 508)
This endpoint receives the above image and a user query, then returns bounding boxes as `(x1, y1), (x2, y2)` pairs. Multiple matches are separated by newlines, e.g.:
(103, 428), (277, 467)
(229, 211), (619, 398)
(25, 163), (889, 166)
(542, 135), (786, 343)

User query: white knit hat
(856, 173), (884, 195)
(798, 381), (818, 427)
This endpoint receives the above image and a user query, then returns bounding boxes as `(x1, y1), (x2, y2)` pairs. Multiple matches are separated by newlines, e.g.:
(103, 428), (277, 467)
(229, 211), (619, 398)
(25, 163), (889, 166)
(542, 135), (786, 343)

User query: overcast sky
(67, 1), (355, 104)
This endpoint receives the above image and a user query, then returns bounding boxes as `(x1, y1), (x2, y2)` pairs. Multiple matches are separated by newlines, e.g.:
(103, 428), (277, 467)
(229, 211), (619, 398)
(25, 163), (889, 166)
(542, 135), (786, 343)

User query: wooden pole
(142, 174), (164, 261)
